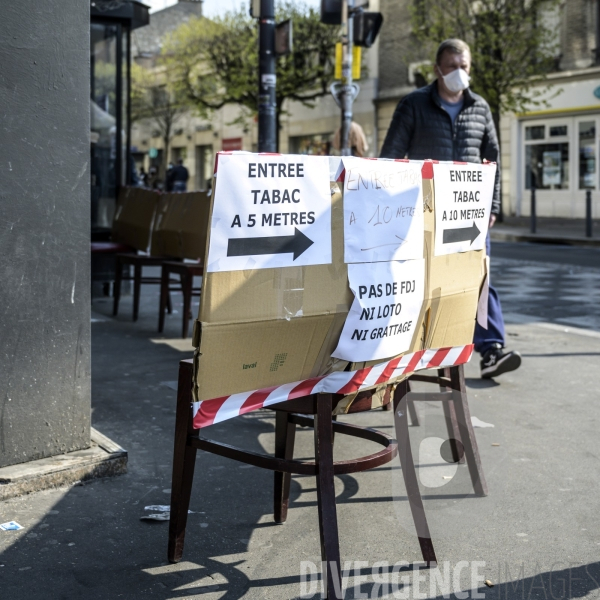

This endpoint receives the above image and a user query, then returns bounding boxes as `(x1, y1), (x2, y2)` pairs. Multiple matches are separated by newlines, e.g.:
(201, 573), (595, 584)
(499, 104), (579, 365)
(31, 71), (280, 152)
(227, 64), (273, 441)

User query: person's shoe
(480, 344), (522, 379)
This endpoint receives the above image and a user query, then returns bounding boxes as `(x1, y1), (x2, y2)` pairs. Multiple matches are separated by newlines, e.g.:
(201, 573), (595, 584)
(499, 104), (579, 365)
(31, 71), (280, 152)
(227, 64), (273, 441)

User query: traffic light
(320, 0), (342, 25)
(353, 10), (383, 48)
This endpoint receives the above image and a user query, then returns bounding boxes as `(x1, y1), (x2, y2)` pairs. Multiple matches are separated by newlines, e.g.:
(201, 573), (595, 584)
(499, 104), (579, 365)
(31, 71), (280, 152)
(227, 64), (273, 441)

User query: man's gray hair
(435, 39), (471, 64)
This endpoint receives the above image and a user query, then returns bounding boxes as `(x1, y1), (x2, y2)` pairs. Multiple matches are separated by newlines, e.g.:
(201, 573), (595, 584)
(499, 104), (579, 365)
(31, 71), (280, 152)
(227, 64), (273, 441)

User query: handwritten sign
(433, 162), (496, 256)
(206, 153), (332, 272)
(341, 158), (424, 264)
(332, 259), (425, 362)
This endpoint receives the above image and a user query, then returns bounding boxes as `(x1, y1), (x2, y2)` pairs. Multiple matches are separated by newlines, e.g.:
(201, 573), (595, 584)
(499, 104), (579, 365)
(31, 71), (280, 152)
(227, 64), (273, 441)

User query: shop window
(578, 121), (596, 189)
(525, 143), (569, 190)
(525, 125), (545, 140)
(549, 125), (567, 137)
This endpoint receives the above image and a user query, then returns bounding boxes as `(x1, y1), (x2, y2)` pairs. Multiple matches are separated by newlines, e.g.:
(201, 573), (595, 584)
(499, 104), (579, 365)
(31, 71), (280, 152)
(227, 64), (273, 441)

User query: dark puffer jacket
(380, 81), (501, 215)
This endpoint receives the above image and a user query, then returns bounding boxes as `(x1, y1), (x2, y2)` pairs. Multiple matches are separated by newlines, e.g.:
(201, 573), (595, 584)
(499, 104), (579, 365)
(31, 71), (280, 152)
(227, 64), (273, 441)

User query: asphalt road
(491, 241), (600, 332)
(0, 241), (598, 600)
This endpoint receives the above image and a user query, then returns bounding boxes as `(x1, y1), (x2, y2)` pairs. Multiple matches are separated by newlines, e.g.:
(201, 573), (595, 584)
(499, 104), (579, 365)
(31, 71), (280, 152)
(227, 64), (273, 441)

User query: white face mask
(441, 68), (470, 93)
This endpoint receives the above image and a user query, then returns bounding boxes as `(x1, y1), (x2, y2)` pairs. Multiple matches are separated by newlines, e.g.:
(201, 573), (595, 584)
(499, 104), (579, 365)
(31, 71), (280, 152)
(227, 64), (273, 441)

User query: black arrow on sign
(443, 221), (481, 245)
(227, 227), (314, 260)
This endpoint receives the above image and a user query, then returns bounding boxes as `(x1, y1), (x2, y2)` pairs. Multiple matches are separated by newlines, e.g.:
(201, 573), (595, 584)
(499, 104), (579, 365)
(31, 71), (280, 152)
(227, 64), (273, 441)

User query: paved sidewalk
(0, 263), (598, 599)
(491, 216), (600, 246)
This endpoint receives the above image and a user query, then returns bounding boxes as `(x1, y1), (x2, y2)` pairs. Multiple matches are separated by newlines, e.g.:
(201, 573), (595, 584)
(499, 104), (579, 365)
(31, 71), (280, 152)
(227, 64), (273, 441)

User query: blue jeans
(473, 234), (505, 355)
(173, 181), (187, 192)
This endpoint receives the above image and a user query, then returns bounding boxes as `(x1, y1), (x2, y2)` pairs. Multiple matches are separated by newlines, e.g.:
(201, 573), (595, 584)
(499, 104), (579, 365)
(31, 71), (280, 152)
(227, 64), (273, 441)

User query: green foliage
(410, 0), (562, 123)
(163, 2), (337, 121)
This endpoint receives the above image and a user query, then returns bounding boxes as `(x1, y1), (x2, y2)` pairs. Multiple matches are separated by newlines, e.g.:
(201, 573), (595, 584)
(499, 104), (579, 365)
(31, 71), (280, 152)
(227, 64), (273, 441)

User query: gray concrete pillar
(0, 1), (91, 467)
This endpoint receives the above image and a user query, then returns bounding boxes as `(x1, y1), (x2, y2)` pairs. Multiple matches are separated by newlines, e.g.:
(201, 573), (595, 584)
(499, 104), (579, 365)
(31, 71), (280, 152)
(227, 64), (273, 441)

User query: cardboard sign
(206, 153), (332, 272)
(433, 162), (496, 256)
(332, 258), (425, 362)
(341, 157), (424, 263)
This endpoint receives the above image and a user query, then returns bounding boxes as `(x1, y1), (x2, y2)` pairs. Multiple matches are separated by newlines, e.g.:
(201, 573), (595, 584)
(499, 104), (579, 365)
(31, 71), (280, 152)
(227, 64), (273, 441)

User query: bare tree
(130, 62), (188, 175)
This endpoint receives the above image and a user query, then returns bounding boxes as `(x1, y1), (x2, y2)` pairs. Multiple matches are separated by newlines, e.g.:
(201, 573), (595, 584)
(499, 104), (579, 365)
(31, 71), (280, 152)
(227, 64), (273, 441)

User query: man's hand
(489, 214), (497, 228)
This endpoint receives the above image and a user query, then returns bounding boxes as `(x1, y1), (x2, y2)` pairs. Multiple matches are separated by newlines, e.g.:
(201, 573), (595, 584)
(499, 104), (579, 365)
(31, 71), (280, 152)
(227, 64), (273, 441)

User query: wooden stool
(113, 253), (177, 321)
(167, 360), (463, 599)
(158, 261), (203, 338)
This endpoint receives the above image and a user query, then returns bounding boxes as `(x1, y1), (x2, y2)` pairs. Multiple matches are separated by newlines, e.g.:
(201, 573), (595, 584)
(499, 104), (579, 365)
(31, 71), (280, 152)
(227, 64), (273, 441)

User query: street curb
(0, 428), (127, 500)
(491, 230), (600, 247)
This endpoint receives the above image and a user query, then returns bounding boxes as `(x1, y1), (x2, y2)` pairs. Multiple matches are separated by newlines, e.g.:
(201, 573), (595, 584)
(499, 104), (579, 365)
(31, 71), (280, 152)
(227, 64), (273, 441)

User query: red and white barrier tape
(192, 344), (473, 428)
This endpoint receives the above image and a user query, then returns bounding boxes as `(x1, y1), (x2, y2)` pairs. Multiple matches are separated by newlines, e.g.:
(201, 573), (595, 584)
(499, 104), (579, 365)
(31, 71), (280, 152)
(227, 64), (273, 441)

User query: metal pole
(340, 0), (354, 156)
(596, 0), (600, 65)
(530, 185), (536, 234)
(586, 189), (593, 237)
(258, 0), (276, 152)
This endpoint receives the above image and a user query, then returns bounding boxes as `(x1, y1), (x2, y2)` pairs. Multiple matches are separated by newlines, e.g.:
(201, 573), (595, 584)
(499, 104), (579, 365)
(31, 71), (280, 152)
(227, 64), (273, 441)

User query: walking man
(380, 38), (521, 379)
(172, 158), (189, 192)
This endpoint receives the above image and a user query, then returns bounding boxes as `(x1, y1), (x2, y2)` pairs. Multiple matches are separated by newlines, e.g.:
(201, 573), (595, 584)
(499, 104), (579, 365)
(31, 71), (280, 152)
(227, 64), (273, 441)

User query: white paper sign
(433, 162), (496, 256)
(341, 157), (424, 263)
(207, 153), (332, 272)
(332, 259), (425, 362)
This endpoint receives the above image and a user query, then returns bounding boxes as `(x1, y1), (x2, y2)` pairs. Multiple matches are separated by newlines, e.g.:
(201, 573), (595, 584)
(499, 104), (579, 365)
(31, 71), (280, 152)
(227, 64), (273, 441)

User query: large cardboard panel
(149, 192), (211, 260)
(194, 181), (353, 401)
(158, 193), (189, 258)
(149, 193), (173, 257)
(199, 183), (349, 324)
(192, 159), (488, 404)
(194, 315), (339, 402)
(112, 187), (159, 251)
(421, 174), (486, 350)
(180, 191), (211, 260)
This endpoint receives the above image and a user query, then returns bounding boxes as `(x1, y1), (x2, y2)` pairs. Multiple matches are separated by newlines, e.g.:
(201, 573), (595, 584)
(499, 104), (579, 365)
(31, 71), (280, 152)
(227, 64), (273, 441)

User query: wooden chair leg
(182, 272), (193, 339)
(407, 400), (420, 426)
(449, 366), (488, 497)
(393, 380), (437, 565)
(438, 368), (465, 464)
(314, 394), (343, 599)
(158, 266), (169, 333)
(273, 411), (296, 524)
(166, 284), (173, 314)
(168, 361), (198, 563)
(133, 263), (142, 322)
(112, 257), (123, 316)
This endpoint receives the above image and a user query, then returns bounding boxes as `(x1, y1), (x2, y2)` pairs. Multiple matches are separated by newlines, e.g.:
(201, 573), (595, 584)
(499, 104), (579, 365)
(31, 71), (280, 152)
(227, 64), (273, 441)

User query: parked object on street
(586, 189), (593, 238)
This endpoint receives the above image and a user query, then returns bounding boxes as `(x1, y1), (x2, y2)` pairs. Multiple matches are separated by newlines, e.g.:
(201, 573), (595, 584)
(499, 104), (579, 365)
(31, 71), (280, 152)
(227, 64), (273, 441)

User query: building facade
(501, 0), (600, 218)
